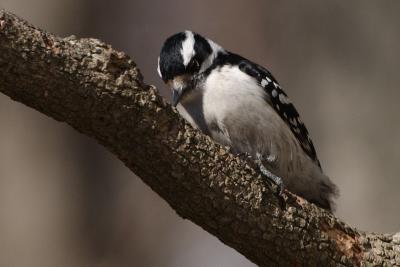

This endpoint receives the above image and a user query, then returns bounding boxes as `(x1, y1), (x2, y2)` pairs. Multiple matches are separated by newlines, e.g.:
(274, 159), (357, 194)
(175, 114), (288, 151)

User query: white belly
(177, 65), (336, 209)
(178, 65), (300, 176)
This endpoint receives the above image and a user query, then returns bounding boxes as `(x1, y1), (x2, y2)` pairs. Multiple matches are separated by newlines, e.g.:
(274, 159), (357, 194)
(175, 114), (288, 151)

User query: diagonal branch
(0, 10), (398, 267)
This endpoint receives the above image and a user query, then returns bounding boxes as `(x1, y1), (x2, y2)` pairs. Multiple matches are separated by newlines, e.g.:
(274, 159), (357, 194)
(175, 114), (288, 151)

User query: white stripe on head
(181, 31), (196, 67)
(199, 38), (226, 73)
(157, 56), (162, 78)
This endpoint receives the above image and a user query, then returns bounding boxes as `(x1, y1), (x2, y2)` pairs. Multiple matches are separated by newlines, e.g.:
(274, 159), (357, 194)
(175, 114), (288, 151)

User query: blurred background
(1, 0), (400, 266)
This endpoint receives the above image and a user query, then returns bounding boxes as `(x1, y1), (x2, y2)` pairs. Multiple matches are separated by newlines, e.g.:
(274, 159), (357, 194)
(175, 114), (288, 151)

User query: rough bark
(0, 10), (399, 267)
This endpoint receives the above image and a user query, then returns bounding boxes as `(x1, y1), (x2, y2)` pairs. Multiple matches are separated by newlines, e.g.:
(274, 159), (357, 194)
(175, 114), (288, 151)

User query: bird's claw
(255, 153), (285, 196)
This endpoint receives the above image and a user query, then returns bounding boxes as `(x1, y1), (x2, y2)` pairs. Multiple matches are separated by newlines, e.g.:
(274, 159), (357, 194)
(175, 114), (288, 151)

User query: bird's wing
(237, 58), (321, 167)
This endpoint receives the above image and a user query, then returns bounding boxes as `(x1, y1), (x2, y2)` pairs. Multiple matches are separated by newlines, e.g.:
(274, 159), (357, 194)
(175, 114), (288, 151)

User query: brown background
(1, 1), (400, 266)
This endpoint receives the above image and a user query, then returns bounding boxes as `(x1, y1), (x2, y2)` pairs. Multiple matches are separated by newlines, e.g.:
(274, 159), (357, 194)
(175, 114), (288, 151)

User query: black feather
(159, 32), (187, 81)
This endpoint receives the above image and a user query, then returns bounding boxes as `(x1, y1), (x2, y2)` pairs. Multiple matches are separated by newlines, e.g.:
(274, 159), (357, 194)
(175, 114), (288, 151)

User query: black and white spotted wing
(238, 59), (321, 167)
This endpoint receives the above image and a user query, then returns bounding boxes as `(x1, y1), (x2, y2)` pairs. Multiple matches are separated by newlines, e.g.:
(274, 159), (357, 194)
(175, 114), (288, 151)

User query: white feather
(177, 65), (337, 209)
(157, 56), (162, 78)
(200, 38), (226, 73)
(181, 31), (196, 67)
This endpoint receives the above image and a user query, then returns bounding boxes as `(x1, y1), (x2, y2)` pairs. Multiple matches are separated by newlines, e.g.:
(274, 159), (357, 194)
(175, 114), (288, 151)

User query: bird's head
(158, 31), (225, 106)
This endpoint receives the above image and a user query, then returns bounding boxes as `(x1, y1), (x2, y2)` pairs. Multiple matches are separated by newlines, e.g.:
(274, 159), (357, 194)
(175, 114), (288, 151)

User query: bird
(157, 30), (338, 211)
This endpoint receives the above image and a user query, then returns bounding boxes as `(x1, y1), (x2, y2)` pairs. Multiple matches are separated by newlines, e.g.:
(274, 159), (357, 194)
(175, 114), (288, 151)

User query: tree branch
(0, 10), (398, 267)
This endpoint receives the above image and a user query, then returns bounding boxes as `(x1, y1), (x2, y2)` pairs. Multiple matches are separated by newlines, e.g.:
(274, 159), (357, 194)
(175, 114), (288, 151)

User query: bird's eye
(189, 58), (200, 72)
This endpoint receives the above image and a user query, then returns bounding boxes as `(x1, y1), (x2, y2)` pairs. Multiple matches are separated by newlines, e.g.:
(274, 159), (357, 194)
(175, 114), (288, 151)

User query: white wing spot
(181, 31), (196, 67)
(261, 79), (269, 87)
(297, 118), (303, 125)
(272, 89), (278, 97)
(279, 93), (290, 104)
(302, 142), (311, 150)
(273, 82), (279, 88)
(266, 77), (272, 82)
(275, 104), (280, 111)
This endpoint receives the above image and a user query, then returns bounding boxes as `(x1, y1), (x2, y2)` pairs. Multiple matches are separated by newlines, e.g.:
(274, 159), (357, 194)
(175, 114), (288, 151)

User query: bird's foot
(236, 151), (285, 207)
(255, 153), (285, 196)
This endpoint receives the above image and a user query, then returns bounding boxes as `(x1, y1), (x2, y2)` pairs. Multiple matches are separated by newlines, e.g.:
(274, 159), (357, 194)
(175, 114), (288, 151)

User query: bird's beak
(168, 75), (192, 107)
(171, 87), (183, 107)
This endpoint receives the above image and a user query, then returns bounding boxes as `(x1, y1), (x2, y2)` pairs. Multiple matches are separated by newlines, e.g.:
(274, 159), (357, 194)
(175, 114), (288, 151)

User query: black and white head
(158, 30), (226, 106)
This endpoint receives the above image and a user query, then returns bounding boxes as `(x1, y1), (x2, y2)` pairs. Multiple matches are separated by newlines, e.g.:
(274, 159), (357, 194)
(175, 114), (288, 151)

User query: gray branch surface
(0, 10), (399, 267)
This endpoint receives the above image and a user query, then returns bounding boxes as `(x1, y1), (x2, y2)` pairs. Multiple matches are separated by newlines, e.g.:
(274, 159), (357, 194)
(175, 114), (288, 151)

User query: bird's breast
(177, 65), (302, 167)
